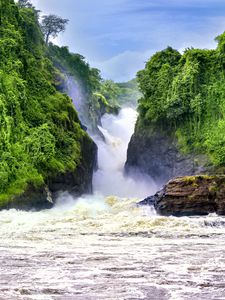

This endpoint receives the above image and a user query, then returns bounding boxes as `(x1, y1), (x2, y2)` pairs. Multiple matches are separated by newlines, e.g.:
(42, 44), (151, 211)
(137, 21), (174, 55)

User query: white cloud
(30, 0), (225, 81)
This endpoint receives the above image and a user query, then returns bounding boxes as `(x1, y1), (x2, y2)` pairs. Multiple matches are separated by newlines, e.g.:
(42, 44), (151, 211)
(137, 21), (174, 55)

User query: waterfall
(64, 75), (157, 199)
(93, 107), (157, 198)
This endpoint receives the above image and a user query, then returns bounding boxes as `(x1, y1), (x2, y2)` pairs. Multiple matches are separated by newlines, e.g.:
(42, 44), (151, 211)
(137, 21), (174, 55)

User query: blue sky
(32, 0), (225, 82)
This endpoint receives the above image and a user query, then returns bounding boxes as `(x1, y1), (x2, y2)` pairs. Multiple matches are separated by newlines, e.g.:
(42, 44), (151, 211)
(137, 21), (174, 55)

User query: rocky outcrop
(1, 135), (97, 211)
(2, 185), (54, 211)
(140, 175), (225, 216)
(48, 135), (97, 196)
(125, 128), (210, 185)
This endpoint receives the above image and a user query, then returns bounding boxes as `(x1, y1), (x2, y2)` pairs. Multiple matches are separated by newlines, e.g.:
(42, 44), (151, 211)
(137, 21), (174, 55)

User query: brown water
(1, 196), (225, 300)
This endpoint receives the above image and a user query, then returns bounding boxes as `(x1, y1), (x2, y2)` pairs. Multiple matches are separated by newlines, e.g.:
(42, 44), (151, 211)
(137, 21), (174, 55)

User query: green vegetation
(99, 80), (120, 107)
(48, 43), (101, 100)
(0, 0), (146, 206)
(0, 0), (92, 204)
(47, 44), (119, 131)
(117, 79), (141, 107)
(137, 38), (225, 167)
(48, 44), (136, 131)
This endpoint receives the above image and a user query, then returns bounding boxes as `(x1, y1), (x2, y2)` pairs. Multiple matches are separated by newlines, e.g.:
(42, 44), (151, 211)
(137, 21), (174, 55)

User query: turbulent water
(93, 108), (157, 198)
(1, 108), (225, 300)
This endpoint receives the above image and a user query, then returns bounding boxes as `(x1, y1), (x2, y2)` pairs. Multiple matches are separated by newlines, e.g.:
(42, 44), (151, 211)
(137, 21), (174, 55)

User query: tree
(17, 0), (33, 8)
(100, 80), (120, 103)
(41, 15), (69, 44)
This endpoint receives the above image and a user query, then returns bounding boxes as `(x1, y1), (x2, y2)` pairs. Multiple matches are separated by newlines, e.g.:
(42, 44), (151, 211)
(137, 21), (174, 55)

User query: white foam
(93, 107), (157, 198)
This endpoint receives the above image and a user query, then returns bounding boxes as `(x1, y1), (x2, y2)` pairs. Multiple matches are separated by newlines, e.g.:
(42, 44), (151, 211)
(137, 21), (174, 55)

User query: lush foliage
(48, 44), (123, 131)
(48, 43), (101, 96)
(116, 79), (141, 106)
(137, 40), (225, 166)
(48, 43), (104, 131)
(99, 80), (120, 106)
(0, 0), (87, 203)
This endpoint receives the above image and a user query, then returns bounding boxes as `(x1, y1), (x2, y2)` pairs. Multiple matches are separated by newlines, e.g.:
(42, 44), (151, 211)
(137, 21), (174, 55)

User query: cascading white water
(64, 74), (90, 128)
(93, 107), (157, 198)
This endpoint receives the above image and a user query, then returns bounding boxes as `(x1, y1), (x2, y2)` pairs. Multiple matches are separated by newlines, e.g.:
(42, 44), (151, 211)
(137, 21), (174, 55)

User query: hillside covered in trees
(48, 44), (123, 133)
(0, 0), (140, 209)
(126, 35), (225, 183)
(0, 0), (100, 208)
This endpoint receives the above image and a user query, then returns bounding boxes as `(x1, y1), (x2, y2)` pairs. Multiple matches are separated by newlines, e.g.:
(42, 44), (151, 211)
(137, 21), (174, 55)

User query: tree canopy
(41, 14), (69, 44)
(17, 0), (33, 8)
(136, 38), (225, 166)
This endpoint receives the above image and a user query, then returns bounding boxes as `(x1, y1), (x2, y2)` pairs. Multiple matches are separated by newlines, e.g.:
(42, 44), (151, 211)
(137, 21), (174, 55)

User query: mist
(93, 107), (158, 198)
(64, 75), (157, 199)
(64, 74), (90, 130)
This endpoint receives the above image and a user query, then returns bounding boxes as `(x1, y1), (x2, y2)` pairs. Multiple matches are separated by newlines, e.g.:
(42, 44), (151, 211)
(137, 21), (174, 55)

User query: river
(1, 107), (225, 300)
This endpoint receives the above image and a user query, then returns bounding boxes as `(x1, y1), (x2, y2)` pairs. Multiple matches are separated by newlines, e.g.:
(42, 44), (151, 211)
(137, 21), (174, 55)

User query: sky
(31, 0), (225, 82)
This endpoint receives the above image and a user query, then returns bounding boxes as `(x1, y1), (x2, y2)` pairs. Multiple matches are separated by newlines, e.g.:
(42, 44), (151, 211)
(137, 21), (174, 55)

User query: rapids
(1, 107), (225, 299)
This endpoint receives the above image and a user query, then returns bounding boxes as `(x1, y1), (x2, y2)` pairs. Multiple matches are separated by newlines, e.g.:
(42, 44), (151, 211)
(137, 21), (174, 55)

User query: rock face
(2, 186), (54, 211)
(141, 175), (225, 216)
(125, 129), (210, 186)
(1, 136), (97, 211)
(48, 135), (97, 197)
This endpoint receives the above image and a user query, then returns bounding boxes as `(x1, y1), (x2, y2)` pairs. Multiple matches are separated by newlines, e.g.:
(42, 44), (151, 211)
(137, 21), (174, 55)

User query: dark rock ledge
(0, 136), (97, 211)
(139, 175), (225, 216)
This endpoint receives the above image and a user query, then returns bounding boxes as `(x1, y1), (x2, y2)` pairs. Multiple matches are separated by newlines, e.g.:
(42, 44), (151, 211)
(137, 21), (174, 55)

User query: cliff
(0, 0), (97, 210)
(126, 39), (225, 183)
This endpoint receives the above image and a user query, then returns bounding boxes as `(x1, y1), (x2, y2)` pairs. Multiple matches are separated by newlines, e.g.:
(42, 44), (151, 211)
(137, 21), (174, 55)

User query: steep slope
(126, 38), (225, 184)
(0, 0), (97, 209)
(48, 45), (121, 134)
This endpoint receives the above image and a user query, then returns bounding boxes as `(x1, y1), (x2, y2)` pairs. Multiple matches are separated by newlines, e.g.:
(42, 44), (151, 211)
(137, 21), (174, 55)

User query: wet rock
(125, 128), (211, 186)
(140, 175), (225, 216)
(48, 134), (97, 197)
(2, 185), (54, 211)
(138, 195), (156, 206)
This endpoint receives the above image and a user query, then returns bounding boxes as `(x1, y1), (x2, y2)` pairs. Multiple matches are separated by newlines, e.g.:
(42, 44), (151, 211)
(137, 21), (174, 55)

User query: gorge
(2, 86), (225, 299)
(1, 1), (225, 299)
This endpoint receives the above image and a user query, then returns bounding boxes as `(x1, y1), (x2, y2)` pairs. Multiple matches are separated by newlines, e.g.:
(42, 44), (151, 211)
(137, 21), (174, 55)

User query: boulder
(140, 175), (225, 216)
